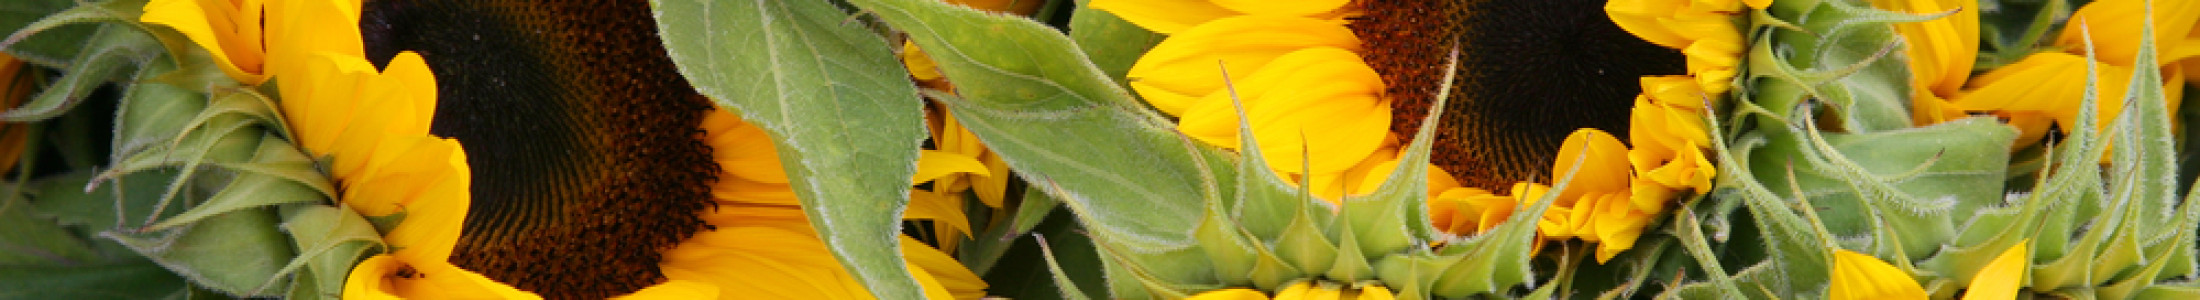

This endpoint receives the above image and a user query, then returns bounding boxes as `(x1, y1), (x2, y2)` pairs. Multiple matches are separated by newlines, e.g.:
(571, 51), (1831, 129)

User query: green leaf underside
(846, 0), (1222, 256)
(653, 0), (930, 298)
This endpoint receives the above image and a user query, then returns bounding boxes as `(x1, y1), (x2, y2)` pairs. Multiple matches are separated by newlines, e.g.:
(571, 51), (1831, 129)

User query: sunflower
(1186, 281), (1395, 300)
(157, 0), (990, 298)
(1097, 0), (1720, 263)
(275, 51), (528, 299)
(1955, 0), (2197, 149)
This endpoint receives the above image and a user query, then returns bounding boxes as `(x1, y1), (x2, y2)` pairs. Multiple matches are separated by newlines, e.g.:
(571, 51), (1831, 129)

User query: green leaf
(105, 208), (296, 297)
(0, 187), (100, 266)
(1035, 234), (1095, 300)
(2101, 3), (2178, 243)
(1750, 0), (1922, 133)
(275, 205), (382, 300)
(1010, 185), (1061, 236)
(972, 208), (1108, 300)
(652, 0), (928, 298)
(26, 170), (184, 233)
(142, 135), (324, 231)
(844, 0), (1224, 254)
(0, 262), (189, 299)
(847, 0), (1251, 294)
(5, 23), (154, 122)
(959, 186), (1057, 275)
(0, 0), (100, 66)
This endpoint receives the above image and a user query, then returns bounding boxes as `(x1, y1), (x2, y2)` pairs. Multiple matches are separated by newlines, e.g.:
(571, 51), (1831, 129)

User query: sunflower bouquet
(1, 0), (2196, 299)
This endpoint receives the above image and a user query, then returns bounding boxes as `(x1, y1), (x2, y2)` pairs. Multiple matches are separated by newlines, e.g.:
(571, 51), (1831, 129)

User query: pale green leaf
(275, 205), (382, 300)
(0, 263), (189, 299)
(0, 188), (100, 265)
(1011, 186), (1060, 236)
(141, 135), (324, 231)
(0, 0), (103, 66)
(843, 0), (1226, 255)
(5, 24), (152, 122)
(104, 208), (295, 297)
(1035, 234), (1095, 300)
(652, 0), (927, 297)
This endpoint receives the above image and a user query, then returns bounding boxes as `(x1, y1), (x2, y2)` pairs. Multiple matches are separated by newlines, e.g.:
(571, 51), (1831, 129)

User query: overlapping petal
(1176, 46), (1389, 178)
(143, 0), (269, 84)
(143, 0), (368, 85)
(1873, 0), (1980, 126)
(1126, 15), (1362, 115)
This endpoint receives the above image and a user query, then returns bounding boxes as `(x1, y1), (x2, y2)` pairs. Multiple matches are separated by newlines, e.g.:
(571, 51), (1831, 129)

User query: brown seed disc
(1354, 0), (1686, 190)
(360, 0), (719, 298)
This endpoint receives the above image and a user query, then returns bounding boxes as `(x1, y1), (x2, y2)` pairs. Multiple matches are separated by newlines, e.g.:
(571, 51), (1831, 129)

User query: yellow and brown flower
(145, 0), (994, 298)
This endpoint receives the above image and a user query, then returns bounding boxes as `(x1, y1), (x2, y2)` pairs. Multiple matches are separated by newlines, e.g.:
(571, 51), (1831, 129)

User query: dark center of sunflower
(360, 0), (719, 298)
(1352, 0), (1686, 190)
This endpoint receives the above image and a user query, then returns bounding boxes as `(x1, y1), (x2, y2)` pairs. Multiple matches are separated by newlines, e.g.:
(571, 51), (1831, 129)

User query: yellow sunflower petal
(665, 205), (981, 300)
(1551, 129), (1633, 201)
(661, 220), (884, 300)
(1357, 285), (1394, 300)
(914, 150), (989, 184)
(1432, 187), (1516, 236)
(1961, 241), (2028, 300)
(2057, 0), (2200, 67)
(1591, 193), (1650, 263)
(1830, 249), (1929, 300)
(280, 52), (369, 154)
(1958, 51), (2187, 149)
(712, 178), (802, 206)
(340, 255), (404, 300)
(705, 111), (791, 184)
(1089, 0), (1242, 35)
(1677, 19), (1744, 71)
(2000, 111), (2057, 149)
(904, 190), (973, 241)
(1189, 288), (1270, 300)
(1295, 284), (1342, 300)
(142, 0), (269, 84)
(1628, 179), (1671, 213)
(901, 42), (946, 82)
(1126, 15), (1361, 115)
(1469, 193), (1519, 234)
(1312, 139), (1402, 200)
(344, 255), (541, 300)
(1607, 0), (1696, 49)
(901, 235), (989, 299)
(1176, 47), (1388, 176)
(352, 137), (471, 263)
(1274, 282), (1316, 300)
(262, 0), (366, 77)
(1876, 0), (1979, 96)
(385, 52), (440, 130)
(1210, 0), (1348, 17)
